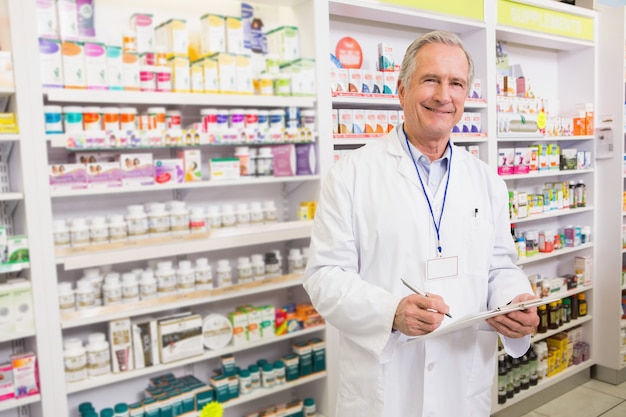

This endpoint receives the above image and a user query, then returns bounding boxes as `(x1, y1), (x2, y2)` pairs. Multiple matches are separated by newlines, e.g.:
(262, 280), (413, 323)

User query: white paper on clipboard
(406, 297), (555, 342)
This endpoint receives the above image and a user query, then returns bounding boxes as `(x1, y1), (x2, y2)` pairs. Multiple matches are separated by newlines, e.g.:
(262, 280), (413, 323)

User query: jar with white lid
(207, 206), (222, 229)
(58, 282), (75, 312)
(119, 107), (137, 131)
(250, 254), (265, 281)
(234, 146), (251, 176)
(216, 259), (233, 287)
(44, 105), (63, 134)
(176, 260), (195, 293)
(189, 207), (207, 233)
(195, 257), (213, 290)
(121, 272), (139, 303)
(148, 202), (170, 238)
(269, 109), (286, 130)
(108, 215), (128, 242)
(155, 261), (176, 295)
(229, 108), (245, 131)
(300, 109), (316, 131)
(288, 248), (305, 274)
(249, 202), (264, 224)
(200, 108), (217, 133)
(70, 218), (90, 247)
(53, 219), (70, 248)
(126, 205), (149, 240)
(166, 110), (181, 129)
(263, 200), (278, 222)
(86, 332), (111, 377)
(75, 279), (95, 310)
(63, 106), (83, 132)
(147, 107), (166, 131)
(102, 107), (120, 131)
(236, 203), (250, 226)
(256, 147), (274, 176)
(87, 273), (104, 306)
(89, 216), (109, 244)
(139, 270), (157, 299)
(102, 274), (122, 305)
(64, 338), (87, 383)
(221, 204), (236, 228)
(169, 201), (190, 235)
(237, 256), (253, 284)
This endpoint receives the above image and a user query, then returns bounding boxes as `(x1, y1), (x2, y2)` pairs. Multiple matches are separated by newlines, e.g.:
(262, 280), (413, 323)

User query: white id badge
(426, 256), (459, 280)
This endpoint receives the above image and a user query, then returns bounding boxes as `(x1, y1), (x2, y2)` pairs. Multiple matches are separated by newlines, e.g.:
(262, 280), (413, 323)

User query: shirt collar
(399, 124), (450, 165)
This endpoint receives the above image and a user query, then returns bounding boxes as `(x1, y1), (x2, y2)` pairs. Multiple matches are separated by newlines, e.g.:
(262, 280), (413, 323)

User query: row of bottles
(497, 347), (538, 404)
(536, 294), (587, 334)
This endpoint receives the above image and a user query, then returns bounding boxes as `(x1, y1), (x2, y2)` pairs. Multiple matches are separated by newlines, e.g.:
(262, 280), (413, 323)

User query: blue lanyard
(405, 136), (452, 256)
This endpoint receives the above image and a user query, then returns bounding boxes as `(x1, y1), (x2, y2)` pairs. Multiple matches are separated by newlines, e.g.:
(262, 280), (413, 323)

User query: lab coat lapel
(385, 127), (423, 189)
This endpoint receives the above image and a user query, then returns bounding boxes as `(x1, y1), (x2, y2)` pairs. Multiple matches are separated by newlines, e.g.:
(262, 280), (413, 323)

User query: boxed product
(131, 318), (160, 369)
(84, 41), (108, 89)
(8, 278), (34, 334)
(86, 162), (122, 188)
(154, 158), (184, 185)
(106, 45), (124, 90)
(0, 362), (14, 401)
(155, 18), (188, 57)
(210, 52), (236, 94)
(208, 158), (240, 180)
(0, 282), (13, 335)
(57, 0), (79, 40)
(62, 40), (86, 88)
(292, 341), (312, 376)
(266, 26), (299, 63)
(235, 54), (253, 95)
(177, 149), (202, 182)
(271, 144), (295, 176)
(109, 318), (134, 373)
(225, 16), (244, 54)
(200, 14), (226, 55)
(168, 56), (190, 93)
(49, 163), (87, 190)
(129, 13), (155, 54)
(11, 352), (39, 398)
(157, 313), (204, 363)
(122, 52), (140, 91)
(119, 153), (154, 186)
(228, 311), (248, 346)
(497, 148), (514, 175)
(295, 143), (317, 175)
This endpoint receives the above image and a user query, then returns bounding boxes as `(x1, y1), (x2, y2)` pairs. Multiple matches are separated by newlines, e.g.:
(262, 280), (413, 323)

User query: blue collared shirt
(399, 126), (450, 196)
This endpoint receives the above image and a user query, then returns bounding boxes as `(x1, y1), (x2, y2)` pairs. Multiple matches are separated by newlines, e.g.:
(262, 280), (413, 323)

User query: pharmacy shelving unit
(592, 5), (626, 386)
(10, 1), (330, 417)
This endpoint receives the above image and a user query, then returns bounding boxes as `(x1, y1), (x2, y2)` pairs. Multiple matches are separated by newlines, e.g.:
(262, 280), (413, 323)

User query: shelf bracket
(17, 405), (30, 417)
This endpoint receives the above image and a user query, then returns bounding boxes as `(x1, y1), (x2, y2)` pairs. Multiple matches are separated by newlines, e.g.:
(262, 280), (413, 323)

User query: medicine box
(8, 278), (34, 334)
(154, 158), (184, 185)
(266, 26), (299, 63)
(228, 311), (248, 346)
(131, 318), (160, 369)
(62, 40), (86, 88)
(49, 163), (87, 191)
(35, 0), (58, 38)
(235, 54), (253, 95)
(295, 143), (317, 175)
(177, 149), (202, 182)
(122, 52), (140, 91)
(210, 53), (236, 94)
(106, 45), (124, 90)
(225, 16), (244, 55)
(200, 14), (226, 56)
(271, 144), (296, 177)
(196, 55), (219, 94)
(168, 56), (190, 93)
(120, 153), (154, 186)
(129, 13), (155, 54)
(0, 282), (13, 335)
(109, 318), (134, 373)
(292, 341), (312, 376)
(337, 109), (352, 134)
(157, 313), (203, 364)
(86, 162), (122, 189)
(547, 333), (569, 373)
(0, 362), (14, 401)
(497, 148), (514, 175)
(57, 0), (79, 40)
(11, 352), (39, 398)
(348, 69), (361, 93)
(208, 158), (240, 180)
(352, 109), (365, 134)
(84, 41), (108, 89)
(155, 18), (188, 57)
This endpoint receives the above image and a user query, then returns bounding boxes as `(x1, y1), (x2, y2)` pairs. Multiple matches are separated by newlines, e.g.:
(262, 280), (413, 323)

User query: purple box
(154, 159), (184, 184)
(296, 143), (318, 175)
(120, 153), (154, 186)
(87, 162), (122, 188)
(271, 144), (296, 177)
(49, 163), (87, 190)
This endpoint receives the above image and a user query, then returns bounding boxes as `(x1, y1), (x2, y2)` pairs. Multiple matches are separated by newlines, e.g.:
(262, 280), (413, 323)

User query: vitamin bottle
(216, 259), (233, 287)
(85, 332), (111, 377)
(89, 216), (109, 244)
(148, 202), (170, 238)
(155, 261), (176, 295)
(576, 179), (586, 208)
(261, 362), (275, 388)
(249, 201), (264, 224)
(578, 293), (588, 316)
(74, 280), (95, 310)
(568, 180), (577, 208)
(64, 338), (87, 383)
(176, 260), (195, 293)
(189, 207), (207, 233)
(273, 361), (286, 385)
(58, 282), (75, 312)
(236, 203), (251, 226)
(70, 217), (90, 247)
(139, 270), (157, 300)
(103, 274), (122, 305)
(121, 272), (139, 303)
(263, 200), (278, 222)
(221, 204), (236, 227)
(562, 297), (571, 323)
(497, 354), (507, 404)
(547, 302), (559, 330)
(126, 205), (149, 240)
(53, 219), (70, 248)
(194, 257), (213, 290)
(207, 206), (222, 229)
(236, 256), (253, 284)
(303, 398), (317, 417)
(108, 215), (128, 242)
(169, 201), (190, 235)
(288, 248), (305, 274)
(505, 355), (514, 398)
(537, 304), (548, 333)
(248, 364), (260, 389)
(238, 369), (252, 395)
(250, 254), (266, 281)
(264, 252), (281, 278)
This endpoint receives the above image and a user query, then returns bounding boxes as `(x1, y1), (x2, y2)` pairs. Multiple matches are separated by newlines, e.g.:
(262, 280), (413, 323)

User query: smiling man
(303, 31), (538, 416)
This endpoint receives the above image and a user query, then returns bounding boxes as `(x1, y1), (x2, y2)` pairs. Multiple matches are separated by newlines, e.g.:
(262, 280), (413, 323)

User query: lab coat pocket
(467, 329), (498, 398)
(463, 215), (492, 276)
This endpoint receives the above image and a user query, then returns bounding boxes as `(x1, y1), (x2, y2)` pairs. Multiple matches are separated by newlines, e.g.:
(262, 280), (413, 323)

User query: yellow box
(167, 56), (190, 93)
(547, 333), (569, 373)
(210, 52), (236, 94)
(235, 54), (253, 95)
(546, 347), (559, 377)
(156, 18), (189, 58)
(300, 201), (317, 220)
(190, 61), (203, 93)
(200, 14), (225, 56)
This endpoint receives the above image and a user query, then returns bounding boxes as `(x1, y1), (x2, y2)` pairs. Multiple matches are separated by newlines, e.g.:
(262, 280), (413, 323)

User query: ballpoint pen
(401, 277), (453, 318)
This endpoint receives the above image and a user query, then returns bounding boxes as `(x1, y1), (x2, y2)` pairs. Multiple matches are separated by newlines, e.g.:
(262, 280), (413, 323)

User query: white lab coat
(303, 126), (532, 417)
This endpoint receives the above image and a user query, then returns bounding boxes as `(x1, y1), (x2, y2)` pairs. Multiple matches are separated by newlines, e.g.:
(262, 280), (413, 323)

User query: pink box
(271, 144), (295, 177)
(49, 163), (87, 190)
(0, 363), (14, 401)
(119, 153), (154, 186)
(11, 353), (39, 398)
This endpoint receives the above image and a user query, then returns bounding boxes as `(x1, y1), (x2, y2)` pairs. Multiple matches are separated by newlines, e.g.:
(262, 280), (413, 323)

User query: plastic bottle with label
(576, 179), (586, 208)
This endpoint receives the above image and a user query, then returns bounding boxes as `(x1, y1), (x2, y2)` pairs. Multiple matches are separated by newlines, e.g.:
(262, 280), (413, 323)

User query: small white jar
(236, 203), (250, 226)
(189, 207), (207, 233)
(263, 200), (278, 222)
(75, 279), (95, 310)
(207, 206), (222, 229)
(70, 217), (90, 247)
(288, 248), (305, 274)
(58, 282), (75, 312)
(237, 256), (253, 284)
(250, 254), (266, 281)
(53, 219), (70, 248)
(102, 273), (122, 305)
(139, 270), (158, 300)
(86, 332), (111, 377)
(194, 257), (213, 290)
(249, 202), (264, 224)
(64, 338), (87, 383)
(108, 215), (128, 242)
(155, 261), (176, 295)
(126, 205), (149, 240)
(176, 260), (195, 293)
(169, 201), (190, 235)
(221, 204), (236, 228)
(89, 216), (109, 244)
(216, 259), (233, 287)
(121, 272), (139, 303)
(148, 202), (170, 238)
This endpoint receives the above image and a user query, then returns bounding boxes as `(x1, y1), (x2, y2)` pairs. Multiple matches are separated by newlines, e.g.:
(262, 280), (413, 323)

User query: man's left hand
(486, 293), (540, 338)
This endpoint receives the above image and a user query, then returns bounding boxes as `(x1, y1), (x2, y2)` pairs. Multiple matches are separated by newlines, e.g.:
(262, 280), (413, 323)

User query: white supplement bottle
(121, 272), (139, 303)
(53, 219), (70, 248)
(176, 260), (195, 293)
(70, 217), (90, 247)
(304, 398), (316, 417)
(83, 268), (103, 306)
(75, 279), (95, 310)
(89, 216), (109, 244)
(169, 201), (190, 235)
(63, 338), (87, 383)
(139, 270), (157, 300)
(288, 248), (305, 274)
(189, 207), (207, 233)
(236, 203), (250, 226)
(126, 205), (149, 241)
(86, 332), (111, 377)
(256, 147), (274, 176)
(237, 256), (253, 284)
(263, 200), (278, 222)
(206, 206), (222, 229)
(108, 215), (128, 242)
(58, 282), (75, 312)
(155, 261), (176, 295)
(249, 202), (264, 224)
(250, 254), (266, 281)
(148, 202), (170, 238)
(195, 257), (213, 290)
(216, 259), (233, 287)
(102, 273), (122, 305)
(221, 204), (236, 228)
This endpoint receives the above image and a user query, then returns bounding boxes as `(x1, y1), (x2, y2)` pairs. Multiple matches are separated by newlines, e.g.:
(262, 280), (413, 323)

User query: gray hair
(398, 30), (474, 90)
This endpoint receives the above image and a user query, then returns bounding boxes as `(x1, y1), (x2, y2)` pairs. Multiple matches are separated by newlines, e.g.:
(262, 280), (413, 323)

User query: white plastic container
(234, 146), (251, 176)
(288, 248), (305, 274)
(250, 254), (265, 281)
(155, 261), (176, 295)
(229, 108), (245, 131)
(102, 274), (122, 305)
(44, 105), (63, 134)
(88, 273), (104, 306)
(216, 259), (233, 287)
(63, 106), (84, 132)
(119, 107), (137, 131)
(236, 203), (250, 226)
(75, 279), (95, 310)
(263, 200), (278, 222)
(237, 256), (253, 284)
(64, 338), (87, 383)
(83, 106), (102, 130)
(249, 202), (264, 224)
(121, 272), (139, 303)
(269, 109), (285, 129)
(221, 204), (236, 228)
(53, 219), (71, 248)
(148, 202), (170, 237)
(126, 205), (149, 240)
(169, 201), (190, 235)
(139, 270), (157, 299)
(89, 216), (109, 244)
(58, 282), (75, 312)
(300, 109), (316, 131)
(195, 257), (213, 290)
(189, 207), (207, 233)
(102, 107), (120, 131)
(86, 332), (111, 377)
(256, 147), (274, 176)
(176, 260), (196, 293)
(207, 206), (222, 229)
(70, 217), (90, 247)
(108, 215), (128, 242)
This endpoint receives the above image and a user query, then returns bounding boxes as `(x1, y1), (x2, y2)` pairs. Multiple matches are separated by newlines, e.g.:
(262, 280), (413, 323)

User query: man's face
(398, 43), (468, 143)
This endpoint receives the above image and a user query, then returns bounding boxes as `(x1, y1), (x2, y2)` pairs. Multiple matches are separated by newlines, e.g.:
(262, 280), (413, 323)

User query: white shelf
(517, 242), (593, 266)
(49, 175), (320, 198)
(500, 168), (594, 180)
(0, 192), (23, 201)
(56, 220), (313, 270)
(497, 135), (594, 142)
(61, 274), (306, 329)
(531, 315), (592, 344)
(0, 86), (15, 95)
(0, 329), (36, 343)
(66, 327), (326, 394)
(44, 89), (316, 108)
(491, 361), (594, 413)
(0, 134), (19, 142)
(0, 262), (29, 274)
(331, 94), (487, 110)
(0, 394), (41, 412)
(511, 206), (593, 224)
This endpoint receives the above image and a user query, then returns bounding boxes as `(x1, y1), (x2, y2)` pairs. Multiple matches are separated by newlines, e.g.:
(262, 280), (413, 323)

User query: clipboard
(406, 297), (555, 341)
